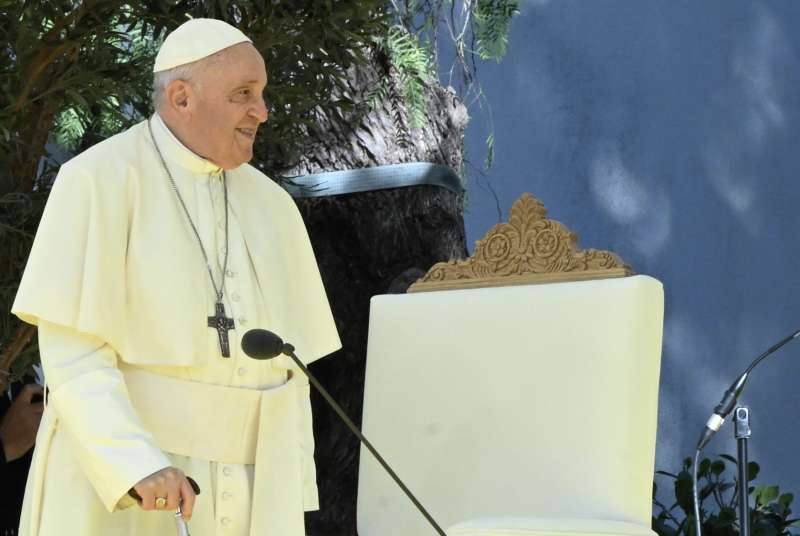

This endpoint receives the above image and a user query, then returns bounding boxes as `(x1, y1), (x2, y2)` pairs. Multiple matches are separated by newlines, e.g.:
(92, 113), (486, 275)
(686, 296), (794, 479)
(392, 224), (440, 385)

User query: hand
(133, 467), (196, 520)
(0, 383), (44, 461)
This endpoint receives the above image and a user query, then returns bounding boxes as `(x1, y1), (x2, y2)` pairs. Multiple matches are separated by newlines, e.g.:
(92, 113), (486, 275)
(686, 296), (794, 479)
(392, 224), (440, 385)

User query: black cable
(745, 329), (800, 375)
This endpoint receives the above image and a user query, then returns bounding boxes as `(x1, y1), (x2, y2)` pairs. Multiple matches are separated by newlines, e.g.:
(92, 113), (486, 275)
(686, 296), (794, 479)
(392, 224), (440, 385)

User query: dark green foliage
(372, 25), (433, 131)
(0, 0), (392, 192)
(389, 0), (521, 106)
(1, 1), (521, 188)
(390, 0), (520, 169)
(474, 0), (520, 61)
(653, 455), (799, 536)
(0, 191), (46, 381)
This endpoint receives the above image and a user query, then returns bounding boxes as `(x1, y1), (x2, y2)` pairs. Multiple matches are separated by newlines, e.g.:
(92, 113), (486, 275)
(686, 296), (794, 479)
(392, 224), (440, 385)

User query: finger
(179, 478), (196, 520)
(165, 488), (180, 511)
(20, 384), (43, 402)
(139, 489), (155, 511)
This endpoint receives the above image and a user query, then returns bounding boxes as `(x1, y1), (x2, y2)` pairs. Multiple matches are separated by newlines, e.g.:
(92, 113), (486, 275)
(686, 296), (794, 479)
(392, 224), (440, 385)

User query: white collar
(150, 113), (223, 176)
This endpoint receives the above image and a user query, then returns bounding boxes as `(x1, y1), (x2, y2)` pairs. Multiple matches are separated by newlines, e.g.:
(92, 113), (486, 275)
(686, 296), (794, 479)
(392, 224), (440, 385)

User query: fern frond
(52, 107), (86, 151)
(383, 25), (432, 129)
(474, 0), (520, 61)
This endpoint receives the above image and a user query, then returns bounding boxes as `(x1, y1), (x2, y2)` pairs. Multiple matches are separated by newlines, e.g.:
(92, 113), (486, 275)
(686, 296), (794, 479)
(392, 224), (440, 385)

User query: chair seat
(447, 517), (657, 536)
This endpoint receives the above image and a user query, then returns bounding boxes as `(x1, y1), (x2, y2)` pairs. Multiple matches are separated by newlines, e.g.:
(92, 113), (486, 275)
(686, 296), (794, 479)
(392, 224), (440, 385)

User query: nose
(251, 95), (268, 123)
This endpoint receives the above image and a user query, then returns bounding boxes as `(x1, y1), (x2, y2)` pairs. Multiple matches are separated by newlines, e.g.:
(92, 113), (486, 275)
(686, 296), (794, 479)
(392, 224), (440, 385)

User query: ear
(165, 80), (194, 116)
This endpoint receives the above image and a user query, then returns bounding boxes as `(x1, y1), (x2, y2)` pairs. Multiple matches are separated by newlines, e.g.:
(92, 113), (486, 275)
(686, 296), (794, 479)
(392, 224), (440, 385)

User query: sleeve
(37, 319), (171, 513)
(296, 372), (319, 511)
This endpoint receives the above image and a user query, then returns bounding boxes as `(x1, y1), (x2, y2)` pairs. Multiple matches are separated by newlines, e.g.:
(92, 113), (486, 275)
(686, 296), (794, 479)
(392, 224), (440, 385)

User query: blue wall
(461, 0), (800, 500)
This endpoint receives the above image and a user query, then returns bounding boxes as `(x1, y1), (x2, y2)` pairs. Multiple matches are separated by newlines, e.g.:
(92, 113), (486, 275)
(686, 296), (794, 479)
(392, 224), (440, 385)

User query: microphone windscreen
(241, 329), (284, 360)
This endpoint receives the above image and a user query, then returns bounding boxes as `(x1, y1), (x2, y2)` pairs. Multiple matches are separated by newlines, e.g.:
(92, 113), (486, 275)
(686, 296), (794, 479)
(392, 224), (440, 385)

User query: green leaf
(718, 506), (736, 522)
(752, 519), (779, 536)
(748, 461), (761, 481)
(755, 485), (780, 507)
(699, 458), (711, 477)
(711, 460), (725, 476)
(675, 473), (695, 513)
(485, 133), (494, 170)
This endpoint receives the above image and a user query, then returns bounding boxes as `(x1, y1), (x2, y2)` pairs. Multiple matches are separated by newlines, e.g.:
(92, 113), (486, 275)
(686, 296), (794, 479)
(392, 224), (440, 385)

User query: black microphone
(696, 327), (800, 450)
(241, 328), (290, 359)
(241, 329), (447, 536)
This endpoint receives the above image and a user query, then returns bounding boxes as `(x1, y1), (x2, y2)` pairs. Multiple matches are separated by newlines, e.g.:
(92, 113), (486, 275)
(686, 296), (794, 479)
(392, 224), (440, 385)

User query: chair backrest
(356, 275), (664, 536)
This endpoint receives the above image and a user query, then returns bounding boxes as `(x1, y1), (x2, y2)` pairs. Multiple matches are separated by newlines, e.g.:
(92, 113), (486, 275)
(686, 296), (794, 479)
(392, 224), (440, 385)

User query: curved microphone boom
(696, 327), (800, 450)
(241, 329), (448, 536)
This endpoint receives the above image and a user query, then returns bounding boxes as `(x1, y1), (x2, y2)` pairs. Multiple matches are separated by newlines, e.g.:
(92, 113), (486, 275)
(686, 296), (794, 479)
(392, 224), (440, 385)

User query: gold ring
(155, 497), (168, 509)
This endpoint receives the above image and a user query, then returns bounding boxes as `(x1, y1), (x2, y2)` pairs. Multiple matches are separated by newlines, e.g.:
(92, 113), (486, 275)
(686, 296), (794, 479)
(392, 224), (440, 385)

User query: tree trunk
(291, 48), (470, 535)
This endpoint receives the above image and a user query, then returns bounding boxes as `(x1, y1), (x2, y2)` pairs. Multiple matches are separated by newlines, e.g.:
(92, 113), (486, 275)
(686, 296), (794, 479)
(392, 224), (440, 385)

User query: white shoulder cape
(13, 120), (341, 366)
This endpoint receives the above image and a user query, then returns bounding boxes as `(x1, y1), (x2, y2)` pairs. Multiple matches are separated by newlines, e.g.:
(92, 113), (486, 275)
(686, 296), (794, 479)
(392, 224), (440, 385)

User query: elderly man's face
(190, 42), (268, 169)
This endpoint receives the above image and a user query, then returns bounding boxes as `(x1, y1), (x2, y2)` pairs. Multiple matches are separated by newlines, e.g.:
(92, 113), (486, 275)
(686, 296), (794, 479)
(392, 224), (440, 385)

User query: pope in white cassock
(11, 18), (341, 536)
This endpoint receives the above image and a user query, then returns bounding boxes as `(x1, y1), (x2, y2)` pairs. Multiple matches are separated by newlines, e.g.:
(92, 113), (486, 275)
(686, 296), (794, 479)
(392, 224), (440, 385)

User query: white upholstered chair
(355, 273), (664, 536)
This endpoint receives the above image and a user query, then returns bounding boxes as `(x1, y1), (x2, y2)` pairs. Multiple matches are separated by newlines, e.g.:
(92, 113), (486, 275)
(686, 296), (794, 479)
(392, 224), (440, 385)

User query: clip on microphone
(241, 329), (447, 536)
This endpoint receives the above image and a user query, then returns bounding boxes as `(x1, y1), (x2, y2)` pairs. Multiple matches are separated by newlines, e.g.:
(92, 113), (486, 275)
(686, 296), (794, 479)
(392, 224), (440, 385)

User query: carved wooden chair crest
(409, 193), (632, 293)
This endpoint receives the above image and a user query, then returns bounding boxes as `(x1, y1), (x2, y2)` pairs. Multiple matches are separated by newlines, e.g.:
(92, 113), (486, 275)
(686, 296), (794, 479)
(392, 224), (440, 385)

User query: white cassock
(12, 112), (341, 536)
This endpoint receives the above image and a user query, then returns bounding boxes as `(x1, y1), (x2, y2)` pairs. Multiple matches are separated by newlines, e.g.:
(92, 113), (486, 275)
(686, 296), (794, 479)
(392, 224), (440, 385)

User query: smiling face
(160, 42), (268, 169)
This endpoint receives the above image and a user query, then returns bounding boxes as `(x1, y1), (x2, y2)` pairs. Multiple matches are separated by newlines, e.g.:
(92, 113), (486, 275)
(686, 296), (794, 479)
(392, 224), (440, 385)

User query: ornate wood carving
(408, 193), (632, 293)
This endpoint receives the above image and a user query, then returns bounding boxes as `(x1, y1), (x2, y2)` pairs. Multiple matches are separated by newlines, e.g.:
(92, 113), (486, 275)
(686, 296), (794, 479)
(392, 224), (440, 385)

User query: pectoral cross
(208, 302), (236, 358)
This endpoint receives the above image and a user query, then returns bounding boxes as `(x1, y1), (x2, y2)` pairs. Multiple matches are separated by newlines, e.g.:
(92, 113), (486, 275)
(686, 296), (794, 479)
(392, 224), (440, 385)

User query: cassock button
(237, 367), (247, 376)
(222, 466), (232, 476)
(232, 292), (241, 302)
(222, 491), (233, 500)
(238, 317), (247, 326)
(225, 269), (236, 278)
(221, 517), (232, 527)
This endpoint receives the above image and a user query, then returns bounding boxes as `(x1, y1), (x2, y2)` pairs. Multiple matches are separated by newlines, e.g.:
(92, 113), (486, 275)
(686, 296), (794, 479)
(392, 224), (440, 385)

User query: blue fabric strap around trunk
(282, 162), (464, 198)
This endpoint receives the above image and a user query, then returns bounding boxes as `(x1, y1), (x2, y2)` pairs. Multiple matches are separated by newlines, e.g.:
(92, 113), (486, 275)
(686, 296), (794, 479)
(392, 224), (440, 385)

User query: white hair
(151, 60), (204, 110)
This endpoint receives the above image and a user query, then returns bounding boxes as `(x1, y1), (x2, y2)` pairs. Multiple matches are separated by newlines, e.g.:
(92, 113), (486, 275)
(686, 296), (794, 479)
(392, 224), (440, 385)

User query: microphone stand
(280, 343), (448, 536)
(692, 327), (800, 536)
(734, 406), (751, 536)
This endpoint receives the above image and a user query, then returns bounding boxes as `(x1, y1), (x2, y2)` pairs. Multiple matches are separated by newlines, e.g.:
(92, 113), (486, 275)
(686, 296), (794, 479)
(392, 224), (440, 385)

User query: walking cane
(174, 504), (191, 536)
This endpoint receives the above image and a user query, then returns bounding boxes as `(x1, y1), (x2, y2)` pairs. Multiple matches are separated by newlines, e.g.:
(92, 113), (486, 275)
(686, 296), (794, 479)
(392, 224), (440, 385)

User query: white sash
(123, 367), (305, 536)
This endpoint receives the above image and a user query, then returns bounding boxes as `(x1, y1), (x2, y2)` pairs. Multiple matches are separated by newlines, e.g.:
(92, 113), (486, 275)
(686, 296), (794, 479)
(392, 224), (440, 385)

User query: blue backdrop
(460, 0), (800, 501)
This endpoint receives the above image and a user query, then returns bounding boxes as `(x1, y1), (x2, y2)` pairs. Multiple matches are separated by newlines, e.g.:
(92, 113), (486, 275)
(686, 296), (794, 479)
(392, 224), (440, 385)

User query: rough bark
(292, 48), (470, 535)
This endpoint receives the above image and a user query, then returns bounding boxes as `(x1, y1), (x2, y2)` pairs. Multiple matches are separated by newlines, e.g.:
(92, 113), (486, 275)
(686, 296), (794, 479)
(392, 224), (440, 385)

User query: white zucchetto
(153, 18), (252, 73)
